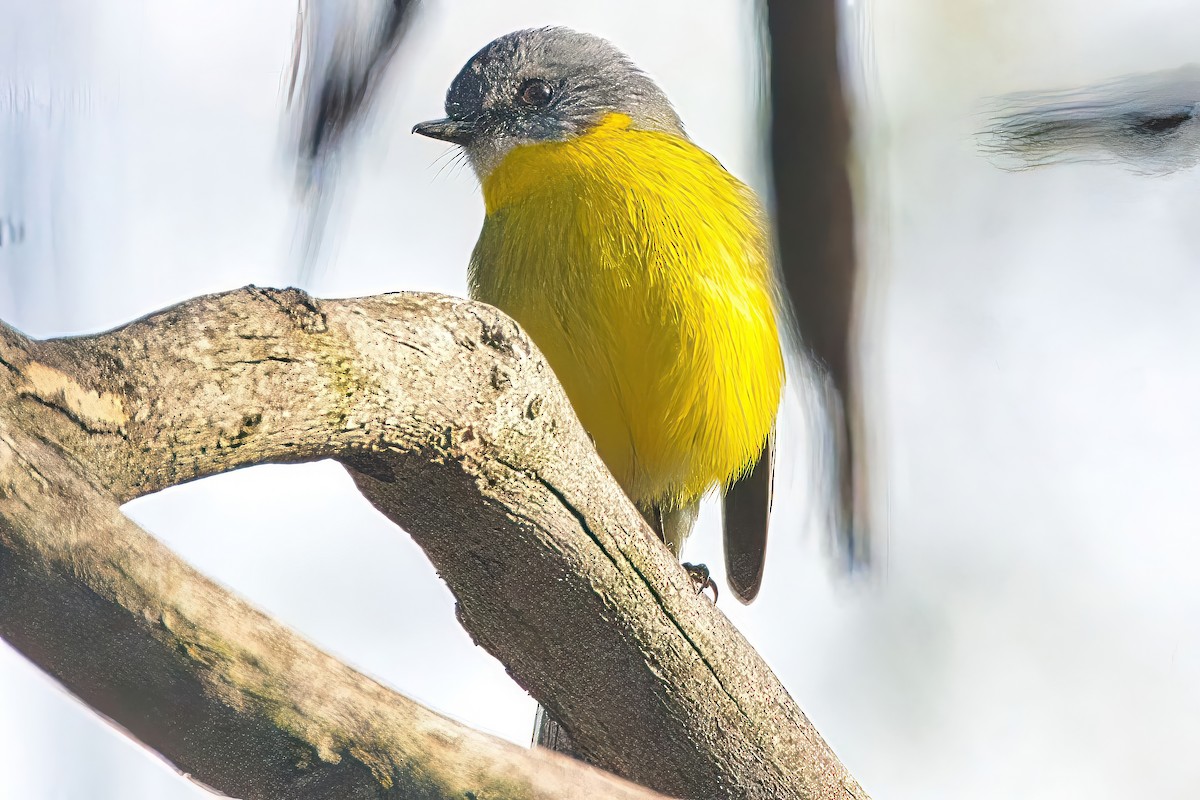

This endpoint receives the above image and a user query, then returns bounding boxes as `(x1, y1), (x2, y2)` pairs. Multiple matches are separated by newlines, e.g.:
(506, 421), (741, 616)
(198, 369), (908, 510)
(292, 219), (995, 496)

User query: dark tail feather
(722, 435), (775, 604)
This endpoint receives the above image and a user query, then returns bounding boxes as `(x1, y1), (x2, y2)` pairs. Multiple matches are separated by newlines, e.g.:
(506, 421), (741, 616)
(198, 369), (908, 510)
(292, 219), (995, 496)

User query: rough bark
(0, 419), (664, 800)
(0, 287), (869, 800)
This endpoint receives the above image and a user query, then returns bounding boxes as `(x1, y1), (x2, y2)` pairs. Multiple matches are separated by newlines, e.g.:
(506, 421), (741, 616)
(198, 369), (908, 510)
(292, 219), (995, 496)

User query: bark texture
(0, 287), (868, 800)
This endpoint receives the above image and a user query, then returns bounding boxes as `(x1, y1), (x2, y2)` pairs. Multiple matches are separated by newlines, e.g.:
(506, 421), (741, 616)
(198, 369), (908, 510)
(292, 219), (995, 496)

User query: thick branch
(0, 287), (868, 800)
(0, 423), (665, 800)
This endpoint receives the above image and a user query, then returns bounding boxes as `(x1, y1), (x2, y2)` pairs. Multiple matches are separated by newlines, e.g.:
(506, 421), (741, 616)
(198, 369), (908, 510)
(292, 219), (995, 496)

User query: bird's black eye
(518, 78), (553, 107)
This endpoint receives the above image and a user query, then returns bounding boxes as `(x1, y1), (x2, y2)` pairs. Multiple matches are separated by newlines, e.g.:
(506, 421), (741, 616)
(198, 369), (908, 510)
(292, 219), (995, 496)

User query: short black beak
(412, 118), (474, 145)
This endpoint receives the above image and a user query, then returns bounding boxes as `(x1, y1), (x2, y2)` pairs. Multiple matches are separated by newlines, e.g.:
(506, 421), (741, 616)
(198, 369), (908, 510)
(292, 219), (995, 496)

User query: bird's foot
(682, 562), (718, 603)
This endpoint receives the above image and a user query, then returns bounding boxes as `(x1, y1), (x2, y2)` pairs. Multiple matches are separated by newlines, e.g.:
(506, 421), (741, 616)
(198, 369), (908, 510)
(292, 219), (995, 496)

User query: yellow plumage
(469, 112), (783, 539)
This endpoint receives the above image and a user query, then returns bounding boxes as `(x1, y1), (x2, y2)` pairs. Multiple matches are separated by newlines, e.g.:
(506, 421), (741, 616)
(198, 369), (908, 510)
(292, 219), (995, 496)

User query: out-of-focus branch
(979, 64), (1200, 175)
(765, 0), (871, 562)
(287, 0), (420, 283)
(0, 287), (869, 800)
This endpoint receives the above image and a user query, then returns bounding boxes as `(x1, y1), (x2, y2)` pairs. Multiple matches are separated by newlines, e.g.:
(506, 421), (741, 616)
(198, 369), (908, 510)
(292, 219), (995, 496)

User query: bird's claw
(682, 562), (718, 603)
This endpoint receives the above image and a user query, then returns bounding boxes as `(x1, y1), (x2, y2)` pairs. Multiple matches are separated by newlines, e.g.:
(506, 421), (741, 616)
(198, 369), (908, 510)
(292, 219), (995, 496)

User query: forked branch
(0, 287), (867, 800)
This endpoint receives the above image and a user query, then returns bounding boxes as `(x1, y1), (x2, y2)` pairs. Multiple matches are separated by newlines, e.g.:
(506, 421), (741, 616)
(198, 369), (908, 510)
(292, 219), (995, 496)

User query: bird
(413, 27), (784, 605)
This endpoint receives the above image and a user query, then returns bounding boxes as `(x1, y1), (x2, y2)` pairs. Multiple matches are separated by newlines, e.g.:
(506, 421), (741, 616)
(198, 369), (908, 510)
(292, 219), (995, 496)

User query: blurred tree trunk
(765, 0), (870, 561)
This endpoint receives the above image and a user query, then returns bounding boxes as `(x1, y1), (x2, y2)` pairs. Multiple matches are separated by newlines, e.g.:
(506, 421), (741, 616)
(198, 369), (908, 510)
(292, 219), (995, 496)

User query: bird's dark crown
(414, 28), (684, 176)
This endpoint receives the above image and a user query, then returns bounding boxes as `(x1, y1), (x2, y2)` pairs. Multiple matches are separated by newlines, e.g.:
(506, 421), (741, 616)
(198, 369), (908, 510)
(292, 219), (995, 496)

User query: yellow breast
(469, 113), (783, 512)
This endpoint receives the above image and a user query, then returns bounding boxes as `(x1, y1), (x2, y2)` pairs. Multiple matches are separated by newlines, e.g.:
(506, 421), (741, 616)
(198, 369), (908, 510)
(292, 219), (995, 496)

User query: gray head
(413, 27), (684, 177)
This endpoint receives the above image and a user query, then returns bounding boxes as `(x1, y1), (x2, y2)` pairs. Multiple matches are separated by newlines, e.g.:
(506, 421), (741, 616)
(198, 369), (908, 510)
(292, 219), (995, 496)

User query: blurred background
(3, 1), (1200, 798)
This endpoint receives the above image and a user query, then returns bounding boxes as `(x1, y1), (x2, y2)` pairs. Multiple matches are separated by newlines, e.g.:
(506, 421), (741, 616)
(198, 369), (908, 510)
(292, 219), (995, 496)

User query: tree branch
(0, 422), (663, 800)
(766, 0), (871, 563)
(0, 287), (868, 800)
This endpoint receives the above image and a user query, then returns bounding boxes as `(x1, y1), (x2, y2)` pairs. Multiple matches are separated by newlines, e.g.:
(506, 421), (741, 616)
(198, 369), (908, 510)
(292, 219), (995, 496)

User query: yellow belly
(469, 113), (783, 512)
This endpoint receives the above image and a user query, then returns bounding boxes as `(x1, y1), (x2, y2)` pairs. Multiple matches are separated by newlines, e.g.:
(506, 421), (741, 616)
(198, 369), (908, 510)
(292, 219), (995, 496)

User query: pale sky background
(3, 1), (1200, 798)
